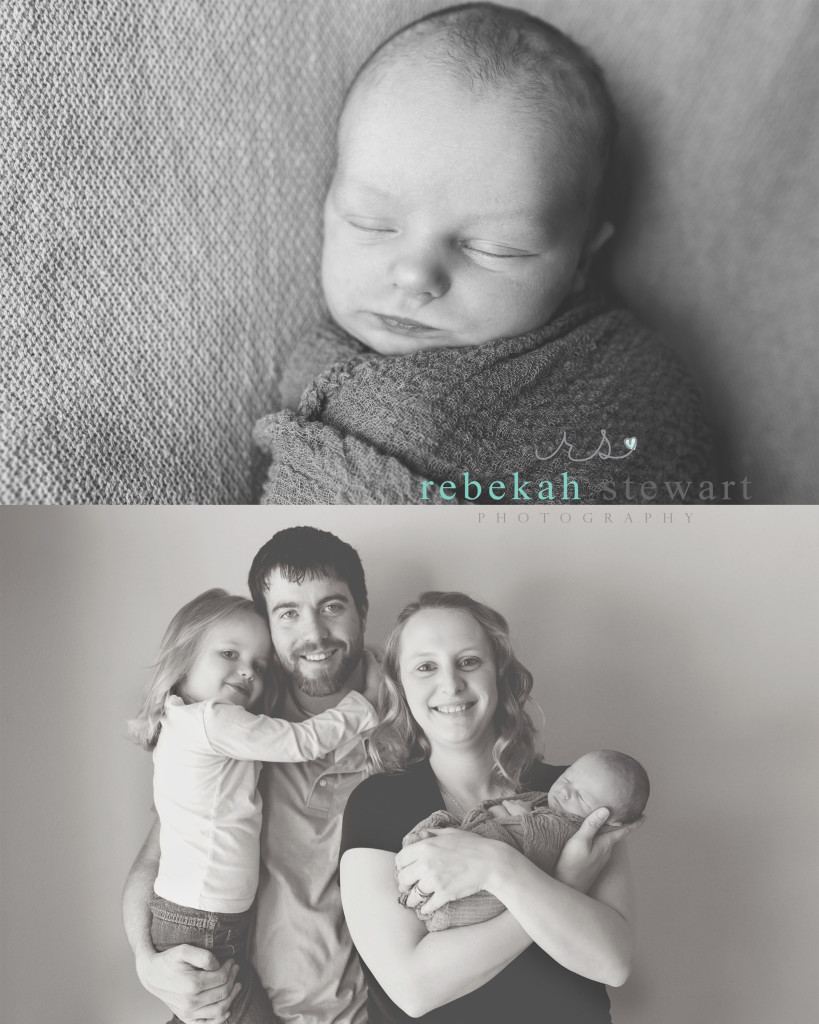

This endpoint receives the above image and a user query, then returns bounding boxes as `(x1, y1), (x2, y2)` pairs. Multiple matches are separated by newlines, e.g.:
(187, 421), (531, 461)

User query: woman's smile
(430, 700), (477, 714)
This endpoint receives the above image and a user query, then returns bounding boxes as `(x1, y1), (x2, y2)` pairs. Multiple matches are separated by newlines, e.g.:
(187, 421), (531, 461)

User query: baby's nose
(390, 246), (450, 298)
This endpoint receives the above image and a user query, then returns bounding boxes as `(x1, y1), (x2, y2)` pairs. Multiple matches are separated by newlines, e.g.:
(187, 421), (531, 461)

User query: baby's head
(322, 2), (617, 355)
(548, 750), (649, 825)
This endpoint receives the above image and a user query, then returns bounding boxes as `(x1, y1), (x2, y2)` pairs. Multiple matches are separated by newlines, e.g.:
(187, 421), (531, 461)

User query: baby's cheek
(323, 263), (359, 318)
(335, 251), (374, 303)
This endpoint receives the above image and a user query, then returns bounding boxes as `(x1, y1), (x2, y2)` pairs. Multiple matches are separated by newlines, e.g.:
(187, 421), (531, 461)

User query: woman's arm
(340, 848), (532, 1018)
(395, 812), (637, 988)
(488, 837), (635, 986)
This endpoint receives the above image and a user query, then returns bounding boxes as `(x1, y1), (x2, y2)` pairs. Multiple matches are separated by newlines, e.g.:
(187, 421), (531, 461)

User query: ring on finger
(412, 884), (434, 906)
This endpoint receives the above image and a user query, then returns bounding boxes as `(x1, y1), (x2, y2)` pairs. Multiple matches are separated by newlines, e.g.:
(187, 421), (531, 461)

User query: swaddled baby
(254, 3), (713, 506)
(402, 750), (649, 931)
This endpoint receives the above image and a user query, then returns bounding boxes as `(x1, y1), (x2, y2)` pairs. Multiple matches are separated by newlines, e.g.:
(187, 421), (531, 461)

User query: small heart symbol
(624, 437), (637, 450)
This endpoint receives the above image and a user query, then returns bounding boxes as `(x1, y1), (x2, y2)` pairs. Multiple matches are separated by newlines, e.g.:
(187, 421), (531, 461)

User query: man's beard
(278, 634), (364, 698)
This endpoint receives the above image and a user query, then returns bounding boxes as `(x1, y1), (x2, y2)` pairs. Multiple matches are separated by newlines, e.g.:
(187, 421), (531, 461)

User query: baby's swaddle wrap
(253, 296), (713, 505)
(401, 792), (582, 931)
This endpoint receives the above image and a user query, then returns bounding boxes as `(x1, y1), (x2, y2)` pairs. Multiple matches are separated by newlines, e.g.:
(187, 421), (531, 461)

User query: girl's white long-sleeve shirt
(152, 691), (377, 913)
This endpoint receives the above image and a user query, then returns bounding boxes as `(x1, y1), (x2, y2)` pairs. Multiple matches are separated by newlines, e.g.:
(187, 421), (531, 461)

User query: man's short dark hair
(248, 527), (368, 619)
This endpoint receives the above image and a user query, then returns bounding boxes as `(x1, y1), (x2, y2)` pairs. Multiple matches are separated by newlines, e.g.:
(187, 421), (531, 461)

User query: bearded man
(123, 527), (373, 1024)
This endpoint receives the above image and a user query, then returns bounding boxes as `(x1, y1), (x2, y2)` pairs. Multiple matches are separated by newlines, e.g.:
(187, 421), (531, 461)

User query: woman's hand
(341, 847), (531, 1016)
(395, 828), (512, 916)
(555, 808), (643, 894)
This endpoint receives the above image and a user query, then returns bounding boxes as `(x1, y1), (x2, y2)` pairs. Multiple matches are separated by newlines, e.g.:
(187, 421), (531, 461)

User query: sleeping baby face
(547, 752), (636, 825)
(322, 64), (605, 356)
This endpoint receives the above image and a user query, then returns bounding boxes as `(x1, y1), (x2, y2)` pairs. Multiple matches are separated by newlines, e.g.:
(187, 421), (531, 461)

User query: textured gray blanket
(4, 2), (814, 504)
(401, 793), (583, 931)
(253, 297), (713, 505)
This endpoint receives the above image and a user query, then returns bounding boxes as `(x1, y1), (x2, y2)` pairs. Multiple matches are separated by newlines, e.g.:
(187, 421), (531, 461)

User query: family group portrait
(0, 504), (816, 1022)
(3, 0), (817, 504)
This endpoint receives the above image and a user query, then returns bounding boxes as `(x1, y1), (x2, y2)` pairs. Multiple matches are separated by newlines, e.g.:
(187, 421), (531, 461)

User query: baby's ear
(571, 220), (615, 294)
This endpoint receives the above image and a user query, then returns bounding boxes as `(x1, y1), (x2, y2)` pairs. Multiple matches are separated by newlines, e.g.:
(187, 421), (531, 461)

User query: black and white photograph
(1, 505), (817, 1022)
(2, 0), (818, 1021)
(3, 0), (817, 504)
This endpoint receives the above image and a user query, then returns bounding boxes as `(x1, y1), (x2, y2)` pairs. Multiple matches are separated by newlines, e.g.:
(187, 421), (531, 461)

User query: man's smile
(296, 644), (343, 666)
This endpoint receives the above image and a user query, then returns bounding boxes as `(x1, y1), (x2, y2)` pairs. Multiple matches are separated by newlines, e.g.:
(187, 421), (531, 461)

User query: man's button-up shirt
(250, 686), (370, 1024)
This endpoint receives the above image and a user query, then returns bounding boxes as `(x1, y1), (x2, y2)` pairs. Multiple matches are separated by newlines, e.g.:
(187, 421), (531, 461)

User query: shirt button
(319, 779), (327, 787)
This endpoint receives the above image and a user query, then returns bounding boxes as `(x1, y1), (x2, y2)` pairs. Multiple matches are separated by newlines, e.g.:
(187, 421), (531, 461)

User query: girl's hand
(394, 828), (512, 916)
(556, 808), (643, 894)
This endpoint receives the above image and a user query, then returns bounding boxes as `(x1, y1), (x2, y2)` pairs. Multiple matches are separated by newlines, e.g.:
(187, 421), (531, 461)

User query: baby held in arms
(401, 750), (649, 931)
(254, 2), (712, 505)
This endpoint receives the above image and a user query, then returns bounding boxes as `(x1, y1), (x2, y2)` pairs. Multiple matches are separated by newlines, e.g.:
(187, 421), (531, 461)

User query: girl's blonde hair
(128, 589), (264, 751)
(368, 591), (540, 789)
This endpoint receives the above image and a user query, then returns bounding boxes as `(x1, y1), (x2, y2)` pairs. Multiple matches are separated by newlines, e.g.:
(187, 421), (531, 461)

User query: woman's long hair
(368, 591), (540, 789)
(127, 589), (263, 751)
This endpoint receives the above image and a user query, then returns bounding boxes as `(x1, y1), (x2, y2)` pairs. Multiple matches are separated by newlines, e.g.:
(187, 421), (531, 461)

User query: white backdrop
(1, 506), (817, 1022)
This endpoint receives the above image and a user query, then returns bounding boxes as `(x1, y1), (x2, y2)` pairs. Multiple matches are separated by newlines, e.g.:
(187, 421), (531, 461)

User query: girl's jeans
(150, 895), (273, 1024)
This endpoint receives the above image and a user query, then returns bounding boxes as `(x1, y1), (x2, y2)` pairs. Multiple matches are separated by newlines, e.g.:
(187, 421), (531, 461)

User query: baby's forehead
(569, 753), (614, 781)
(338, 63), (573, 188)
(341, 57), (598, 207)
(344, 51), (558, 139)
(342, 11), (608, 143)
(337, 11), (613, 226)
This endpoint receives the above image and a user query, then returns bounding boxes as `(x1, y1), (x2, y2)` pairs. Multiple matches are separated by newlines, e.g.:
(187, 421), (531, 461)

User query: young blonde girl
(129, 589), (378, 1024)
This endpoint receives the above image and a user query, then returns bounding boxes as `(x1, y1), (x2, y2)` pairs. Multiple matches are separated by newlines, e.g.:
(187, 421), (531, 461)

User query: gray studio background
(3, 0), (817, 503)
(1, 505), (817, 1022)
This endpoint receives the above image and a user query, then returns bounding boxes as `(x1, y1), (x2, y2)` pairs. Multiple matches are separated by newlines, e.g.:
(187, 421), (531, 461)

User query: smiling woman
(339, 590), (635, 1023)
(397, 606), (500, 750)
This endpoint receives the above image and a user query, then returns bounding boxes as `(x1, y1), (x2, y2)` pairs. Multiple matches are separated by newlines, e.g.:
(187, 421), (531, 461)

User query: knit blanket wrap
(253, 299), (713, 505)
(401, 793), (585, 931)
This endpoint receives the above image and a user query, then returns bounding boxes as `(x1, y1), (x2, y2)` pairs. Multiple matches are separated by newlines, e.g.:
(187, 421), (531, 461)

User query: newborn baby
(254, 3), (713, 505)
(402, 750), (649, 931)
